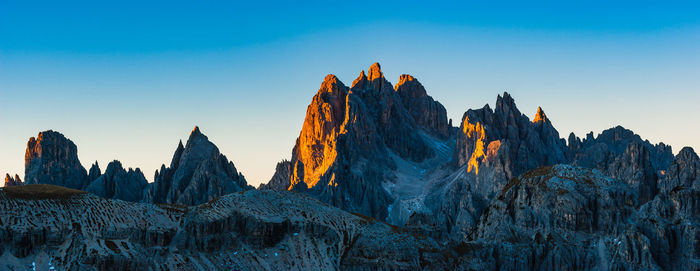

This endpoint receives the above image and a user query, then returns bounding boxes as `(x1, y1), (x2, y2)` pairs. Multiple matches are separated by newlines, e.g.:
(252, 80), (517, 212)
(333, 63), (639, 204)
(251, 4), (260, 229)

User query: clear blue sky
(1, 1), (699, 187)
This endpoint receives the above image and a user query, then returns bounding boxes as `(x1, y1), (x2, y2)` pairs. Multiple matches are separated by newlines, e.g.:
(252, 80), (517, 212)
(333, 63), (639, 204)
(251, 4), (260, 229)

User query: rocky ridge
(145, 126), (252, 205)
(3, 174), (22, 187)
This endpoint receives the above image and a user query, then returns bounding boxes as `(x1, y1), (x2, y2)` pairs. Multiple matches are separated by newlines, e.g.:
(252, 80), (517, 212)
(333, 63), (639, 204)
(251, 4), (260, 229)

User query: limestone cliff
(24, 130), (89, 190)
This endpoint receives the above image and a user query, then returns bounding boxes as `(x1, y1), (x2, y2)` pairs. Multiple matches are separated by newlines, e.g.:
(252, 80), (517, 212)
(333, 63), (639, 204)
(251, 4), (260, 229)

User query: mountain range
(1, 63), (698, 270)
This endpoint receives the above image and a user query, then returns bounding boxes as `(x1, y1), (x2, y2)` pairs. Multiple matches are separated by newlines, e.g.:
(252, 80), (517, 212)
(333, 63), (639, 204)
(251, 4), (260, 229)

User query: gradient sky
(1, 1), (699, 187)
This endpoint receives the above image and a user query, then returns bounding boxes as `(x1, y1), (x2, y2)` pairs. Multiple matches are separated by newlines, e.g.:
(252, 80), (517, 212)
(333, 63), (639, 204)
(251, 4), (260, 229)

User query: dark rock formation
(417, 164), (700, 270)
(88, 161), (101, 183)
(266, 63), (452, 221)
(659, 147), (699, 194)
(394, 74), (450, 138)
(24, 130), (89, 190)
(85, 160), (148, 202)
(145, 126), (251, 205)
(568, 126), (674, 204)
(3, 174), (22, 187)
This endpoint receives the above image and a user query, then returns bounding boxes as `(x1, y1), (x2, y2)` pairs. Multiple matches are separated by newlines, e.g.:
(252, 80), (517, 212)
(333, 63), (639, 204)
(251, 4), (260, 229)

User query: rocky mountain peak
(267, 63), (451, 221)
(456, 92), (567, 176)
(368, 62), (383, 81)
(351, 70), (368, 88)
(4, 174), (22, 187)
(319, 74), (344, 93)
(394, 74), (449, 138)
(145, 127), (250, 205)
(351, 62), (392, 93)
(189, 125), (203, 139)
(495, 92), (518, 113)
(533, 106), (548, 123)
(88, 161), (101, 183)
(24, 130), (89, 190)
(394, 74), (427, 97)
(677, 147), (699, 163)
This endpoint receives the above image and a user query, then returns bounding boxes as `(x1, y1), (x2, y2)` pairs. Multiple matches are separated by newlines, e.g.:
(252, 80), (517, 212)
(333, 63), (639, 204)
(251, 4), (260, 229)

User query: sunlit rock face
(85, 160), (148, 202)
(24, 130), (90, 190)
(568, 126), (674, 204)
(145, 126), (251, 205)
(455, 93), (568, 181)
(3, 174), (22, 187)
(266, 63), (451, 221)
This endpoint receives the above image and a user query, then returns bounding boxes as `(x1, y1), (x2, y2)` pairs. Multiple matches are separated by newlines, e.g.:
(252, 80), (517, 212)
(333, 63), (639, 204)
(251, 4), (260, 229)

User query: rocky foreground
(0, 184), (449, 270)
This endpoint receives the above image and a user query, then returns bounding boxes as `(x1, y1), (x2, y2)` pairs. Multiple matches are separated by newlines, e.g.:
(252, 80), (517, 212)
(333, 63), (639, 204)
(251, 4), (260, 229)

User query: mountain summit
(263, 63), (451, 221)
(145, 126), (251, 205)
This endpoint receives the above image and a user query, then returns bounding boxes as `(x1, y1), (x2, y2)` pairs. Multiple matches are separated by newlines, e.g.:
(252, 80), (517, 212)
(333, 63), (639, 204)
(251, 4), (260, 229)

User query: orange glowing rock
(368, 62), (383, 82)
(533, 106), (547, 123)
(462, 116), (488, 174)
(290, 74), (349, 189)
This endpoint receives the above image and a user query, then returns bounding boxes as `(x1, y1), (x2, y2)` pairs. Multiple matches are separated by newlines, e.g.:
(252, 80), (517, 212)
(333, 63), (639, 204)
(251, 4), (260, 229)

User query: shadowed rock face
(394, 74), (450, 138)
(3, 174), (22, 187)
(659, 147), (700, 194)
(458, 164), (700, 270)
(145, 126), (251, 205)
(267, 63), (451, 221)
(87, 161), (101, 183)
(258, 160), (291, 190)
(568, 126), (674, 204)
(24, 130), (89, 190)
(85, 160), (148, 202)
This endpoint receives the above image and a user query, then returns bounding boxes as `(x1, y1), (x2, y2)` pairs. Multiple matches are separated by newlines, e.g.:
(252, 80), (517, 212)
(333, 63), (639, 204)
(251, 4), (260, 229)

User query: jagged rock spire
(533, 106), (548, 123)
(145, 126), (250, 205)
(4, 174), (23, 187)
(88, 161), (101, 183)
(190, 125), (203, 138)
